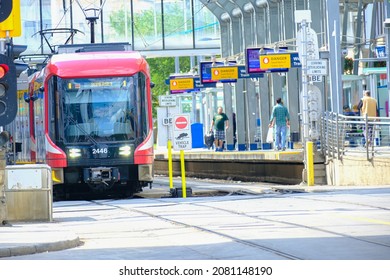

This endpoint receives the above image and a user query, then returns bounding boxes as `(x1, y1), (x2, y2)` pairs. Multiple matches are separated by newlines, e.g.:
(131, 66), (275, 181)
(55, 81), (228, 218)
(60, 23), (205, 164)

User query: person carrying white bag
(266, 126), (274, 143)
(269, 98), (290, 151)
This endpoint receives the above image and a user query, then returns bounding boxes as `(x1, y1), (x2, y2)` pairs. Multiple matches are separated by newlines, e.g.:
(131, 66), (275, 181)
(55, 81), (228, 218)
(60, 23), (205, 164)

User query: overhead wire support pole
(383, 0), (390, 119)
(296, 10), (317, 185)
(300, 19), (311, 185)
(301, 19), (309, 144)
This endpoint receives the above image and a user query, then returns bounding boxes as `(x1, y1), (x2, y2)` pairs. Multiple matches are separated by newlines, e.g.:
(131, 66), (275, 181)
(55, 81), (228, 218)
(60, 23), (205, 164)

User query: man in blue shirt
(269, 98), (290, 151)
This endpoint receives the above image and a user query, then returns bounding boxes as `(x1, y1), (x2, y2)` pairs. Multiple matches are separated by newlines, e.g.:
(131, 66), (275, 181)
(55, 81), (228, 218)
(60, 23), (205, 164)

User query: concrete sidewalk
(0, 221), (81, 258)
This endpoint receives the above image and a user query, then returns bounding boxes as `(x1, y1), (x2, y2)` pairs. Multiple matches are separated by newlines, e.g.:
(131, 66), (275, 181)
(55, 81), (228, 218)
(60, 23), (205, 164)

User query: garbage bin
(5, 164), (53, 222)
(191, 123), (204, 148)
(291, 131), (299, 142)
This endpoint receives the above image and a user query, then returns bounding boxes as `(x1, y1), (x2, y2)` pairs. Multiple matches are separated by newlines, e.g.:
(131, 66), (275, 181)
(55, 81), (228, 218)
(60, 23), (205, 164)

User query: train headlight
(119, 145), (131, 156)
(69, 148), (81, 158)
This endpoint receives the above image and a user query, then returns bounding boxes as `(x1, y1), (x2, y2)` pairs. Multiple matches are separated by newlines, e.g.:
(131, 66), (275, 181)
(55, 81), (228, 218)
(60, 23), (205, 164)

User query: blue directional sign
(237, 65), (264, 79)
(376, 46), (386, 58)
(290, 53), (302, 68)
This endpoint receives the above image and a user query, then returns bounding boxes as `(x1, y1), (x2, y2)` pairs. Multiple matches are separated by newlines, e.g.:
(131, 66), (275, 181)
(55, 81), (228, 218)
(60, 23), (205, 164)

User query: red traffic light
(0, 64), (10, 79)
(0, 54), (17, 125)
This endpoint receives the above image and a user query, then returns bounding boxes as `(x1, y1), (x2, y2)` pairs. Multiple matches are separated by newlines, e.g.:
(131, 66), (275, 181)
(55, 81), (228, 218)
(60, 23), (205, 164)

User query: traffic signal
(0, 53), (17, 126)
(9, 44), (28, 77)
(0, 0), (13, 22)
(0, 0), (21, 38)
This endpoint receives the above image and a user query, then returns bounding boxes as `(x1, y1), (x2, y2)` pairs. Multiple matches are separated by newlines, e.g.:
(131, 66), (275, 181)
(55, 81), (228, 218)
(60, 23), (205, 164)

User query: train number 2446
(92, 148), (108, 154)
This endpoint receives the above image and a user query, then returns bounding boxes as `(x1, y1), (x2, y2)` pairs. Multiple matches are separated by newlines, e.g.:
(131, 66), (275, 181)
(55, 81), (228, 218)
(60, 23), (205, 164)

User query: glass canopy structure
(14, 0), (220, 57)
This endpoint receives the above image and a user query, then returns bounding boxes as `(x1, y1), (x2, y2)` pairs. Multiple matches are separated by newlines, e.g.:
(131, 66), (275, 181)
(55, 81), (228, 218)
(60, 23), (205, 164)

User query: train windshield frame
(57, 76), (139, 144)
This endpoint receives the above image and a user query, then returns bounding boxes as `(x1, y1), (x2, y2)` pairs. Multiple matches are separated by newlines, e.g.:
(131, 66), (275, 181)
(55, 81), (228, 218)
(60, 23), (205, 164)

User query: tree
(146, 57), (191, 118)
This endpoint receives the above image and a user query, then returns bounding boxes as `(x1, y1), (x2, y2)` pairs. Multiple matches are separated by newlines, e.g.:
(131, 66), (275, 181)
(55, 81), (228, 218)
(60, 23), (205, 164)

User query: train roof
(46, 51), (149, 78)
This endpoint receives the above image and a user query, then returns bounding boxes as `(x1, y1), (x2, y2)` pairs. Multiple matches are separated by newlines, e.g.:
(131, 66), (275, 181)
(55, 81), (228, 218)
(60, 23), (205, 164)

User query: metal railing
(320, 112), (390, 160)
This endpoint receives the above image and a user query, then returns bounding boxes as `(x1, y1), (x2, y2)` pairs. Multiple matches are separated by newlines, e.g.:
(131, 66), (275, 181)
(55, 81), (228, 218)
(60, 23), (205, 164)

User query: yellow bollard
(306, 141), (314, 186)
(167, 140), (173, 190)
(180, 150), (187, 198)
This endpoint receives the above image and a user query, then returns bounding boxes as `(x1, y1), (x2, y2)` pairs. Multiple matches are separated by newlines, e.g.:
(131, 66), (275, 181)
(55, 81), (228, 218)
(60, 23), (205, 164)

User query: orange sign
(211, 66), (238, 80)
(170, 78), (194, 91)
(259, 54), (291, 69)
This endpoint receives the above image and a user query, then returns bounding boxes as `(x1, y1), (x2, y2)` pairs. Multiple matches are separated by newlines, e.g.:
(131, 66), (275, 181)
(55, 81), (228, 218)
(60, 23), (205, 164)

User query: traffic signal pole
(0, 0), (22, 226)
(0, 0), (22, 126)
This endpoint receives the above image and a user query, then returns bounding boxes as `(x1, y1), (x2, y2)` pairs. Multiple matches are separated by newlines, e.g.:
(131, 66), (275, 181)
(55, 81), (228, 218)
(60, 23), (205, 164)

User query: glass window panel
(14, 0), (220, 55)
(105, 0), (134, 44)
(15, 0), (52, 54)
(194, 1), (220, 48)
(132, 0), (163, 50)
(163, 0), (193, 49)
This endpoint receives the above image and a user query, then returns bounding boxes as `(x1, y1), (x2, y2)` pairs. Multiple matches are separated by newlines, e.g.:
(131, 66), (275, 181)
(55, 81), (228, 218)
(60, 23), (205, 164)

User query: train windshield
(59, 76), (138, 143)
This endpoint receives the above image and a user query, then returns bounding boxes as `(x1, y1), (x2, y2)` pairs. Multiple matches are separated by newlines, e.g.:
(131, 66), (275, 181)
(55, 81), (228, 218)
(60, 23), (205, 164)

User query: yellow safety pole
(180, 150), (187, 198)
(306, 141), (314, 186)
(167, 139), (173, 190)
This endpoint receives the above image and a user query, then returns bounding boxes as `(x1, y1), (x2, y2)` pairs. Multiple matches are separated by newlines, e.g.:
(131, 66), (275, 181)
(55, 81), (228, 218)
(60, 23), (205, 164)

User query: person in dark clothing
(211, 106), (229, 152)
(232, 112), (237, 148)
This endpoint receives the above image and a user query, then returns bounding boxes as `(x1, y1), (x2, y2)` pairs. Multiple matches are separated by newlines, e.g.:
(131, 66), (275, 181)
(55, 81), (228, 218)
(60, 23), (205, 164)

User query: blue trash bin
(191, 123), (204, 148)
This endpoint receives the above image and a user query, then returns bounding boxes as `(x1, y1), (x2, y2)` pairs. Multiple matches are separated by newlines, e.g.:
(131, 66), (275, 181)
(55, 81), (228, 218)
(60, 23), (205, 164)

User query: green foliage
(146, 57), (174, 118)
(146, 57), (192, 118)
(374, 61), (386, 67)
(344, 57), (353, 74)
(109, 3), (185, 37)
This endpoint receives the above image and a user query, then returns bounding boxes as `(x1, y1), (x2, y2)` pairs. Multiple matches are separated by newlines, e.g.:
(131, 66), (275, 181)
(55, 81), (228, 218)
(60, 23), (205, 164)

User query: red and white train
(8, 44), (154, 198)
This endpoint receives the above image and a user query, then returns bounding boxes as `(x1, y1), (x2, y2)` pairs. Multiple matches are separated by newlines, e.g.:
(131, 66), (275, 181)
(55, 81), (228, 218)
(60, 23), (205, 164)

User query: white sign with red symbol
(172, 114), (192, 150)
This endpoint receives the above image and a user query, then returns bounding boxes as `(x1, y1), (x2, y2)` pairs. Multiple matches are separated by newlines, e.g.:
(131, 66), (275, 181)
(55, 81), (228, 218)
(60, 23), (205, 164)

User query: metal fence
(320, 112), (390, 160)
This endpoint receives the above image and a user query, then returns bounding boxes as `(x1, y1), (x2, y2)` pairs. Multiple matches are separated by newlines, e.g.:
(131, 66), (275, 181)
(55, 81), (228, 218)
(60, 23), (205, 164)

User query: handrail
(320, 112), (390, 160)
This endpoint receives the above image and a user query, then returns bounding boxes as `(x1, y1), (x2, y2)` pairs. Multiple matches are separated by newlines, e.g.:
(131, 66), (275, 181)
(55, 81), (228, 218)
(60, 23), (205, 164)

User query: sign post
(158, 95), (177, 190)
(172, 114), (192, 198)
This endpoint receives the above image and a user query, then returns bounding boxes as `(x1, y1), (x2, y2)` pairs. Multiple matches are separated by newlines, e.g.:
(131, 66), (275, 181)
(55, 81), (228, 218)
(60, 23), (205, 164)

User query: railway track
(89, 188), (390, 259)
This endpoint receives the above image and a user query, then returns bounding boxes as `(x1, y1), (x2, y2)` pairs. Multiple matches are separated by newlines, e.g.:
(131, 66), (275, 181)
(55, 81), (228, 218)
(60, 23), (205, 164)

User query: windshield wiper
(66, 116), (99, 145)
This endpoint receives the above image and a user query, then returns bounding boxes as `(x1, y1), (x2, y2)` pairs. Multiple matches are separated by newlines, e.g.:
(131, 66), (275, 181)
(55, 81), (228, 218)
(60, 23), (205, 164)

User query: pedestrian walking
(211, 106), (229, 152)
(360, 90), (378, 146)
(269, 98), (290, 151)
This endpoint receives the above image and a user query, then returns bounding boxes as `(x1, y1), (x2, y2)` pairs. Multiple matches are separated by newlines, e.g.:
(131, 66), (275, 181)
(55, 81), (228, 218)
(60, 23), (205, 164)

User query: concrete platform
(155, 146), (390, 186)
(154, 147), (326, 185)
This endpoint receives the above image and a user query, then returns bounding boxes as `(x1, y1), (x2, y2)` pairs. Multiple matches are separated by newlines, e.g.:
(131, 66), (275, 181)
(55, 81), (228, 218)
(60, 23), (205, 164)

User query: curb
(0, 237), (82, 258)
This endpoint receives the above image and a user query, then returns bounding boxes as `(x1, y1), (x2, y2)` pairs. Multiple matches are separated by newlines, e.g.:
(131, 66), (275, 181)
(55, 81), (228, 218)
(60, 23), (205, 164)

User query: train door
(32, 75), (45, 163)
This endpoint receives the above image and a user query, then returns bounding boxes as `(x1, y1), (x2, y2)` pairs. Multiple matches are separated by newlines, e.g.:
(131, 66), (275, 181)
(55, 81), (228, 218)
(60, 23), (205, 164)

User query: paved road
(2, 178), (390, 260)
